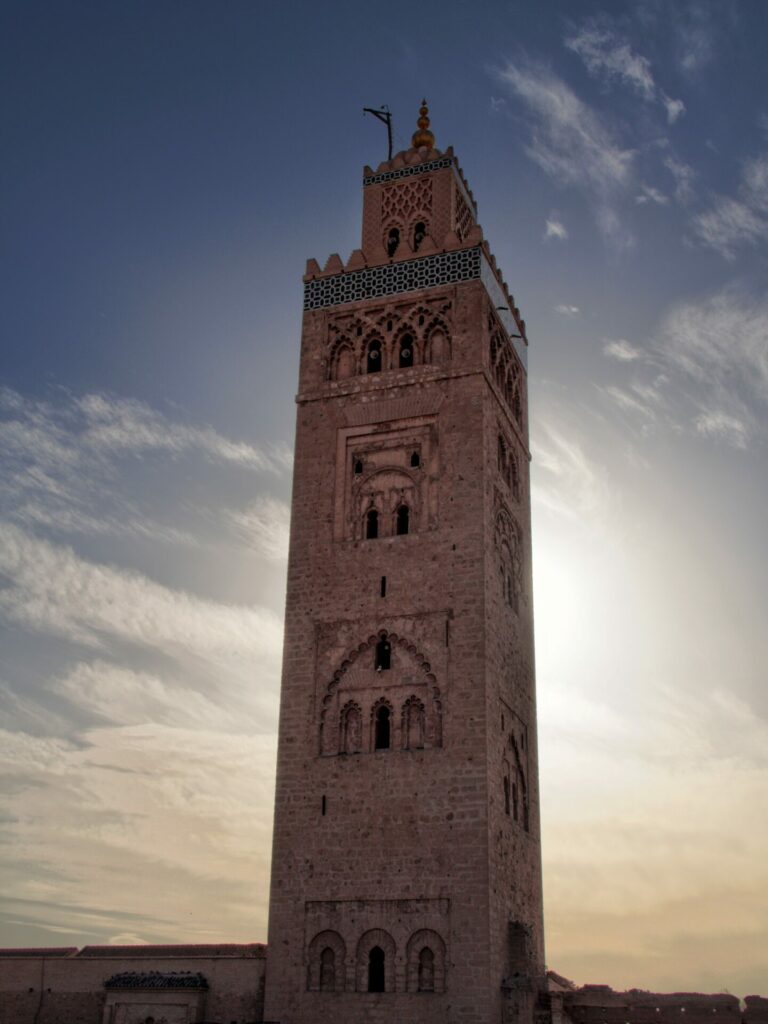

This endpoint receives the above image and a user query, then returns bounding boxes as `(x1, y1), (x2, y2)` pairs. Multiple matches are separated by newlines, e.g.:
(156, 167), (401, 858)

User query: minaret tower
(264, 103), (544, 1024)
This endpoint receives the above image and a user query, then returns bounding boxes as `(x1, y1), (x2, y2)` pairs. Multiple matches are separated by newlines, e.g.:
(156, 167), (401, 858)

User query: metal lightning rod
(363, 105), (393, 161)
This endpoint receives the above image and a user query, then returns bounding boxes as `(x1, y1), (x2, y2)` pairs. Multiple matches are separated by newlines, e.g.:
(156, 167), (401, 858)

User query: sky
(1, 0), (767, 997)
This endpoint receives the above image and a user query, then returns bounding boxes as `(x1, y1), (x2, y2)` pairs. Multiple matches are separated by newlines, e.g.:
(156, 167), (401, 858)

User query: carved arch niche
(319, 631), (443, 757)
(307, 929), (346, 992)
(494, 502), (524, 615)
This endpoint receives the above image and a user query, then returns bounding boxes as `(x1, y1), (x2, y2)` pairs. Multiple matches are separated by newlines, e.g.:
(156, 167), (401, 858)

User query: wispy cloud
(0, 522), (283, 663)
(0, 387), (290, 547)
(609, 286), (768, 449)
(497, 60), (635, 247)
(603, 339), (641, 361)
(544, 214), (569, 241)
(226, 497), (291, 565)
(692, 151), (768, 258)
(555, 304), (580, 316)
(565, 21), (685, 123)
(635, 184), (669, 206)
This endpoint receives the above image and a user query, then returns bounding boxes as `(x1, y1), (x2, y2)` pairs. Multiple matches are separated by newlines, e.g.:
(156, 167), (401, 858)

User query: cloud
(226, 496), (291, 565)
(497, 60), (635, 247)
(544, 215), (569, 241)
(662, 95), (686, 124)
(531, 408), (613, 524)
(692, 151), (768, 258)
(663, 154), (696, 204)
(0, 523), (283, 664)
(694, 411), (750, 449)
(603, 339), (641, 361)
(555, 304), (580, 316)
(608, 286), (768, 448)
(565, 21), (685, 122)
(635, 184), (668, 205)
(0, 387), (290, 547)
(565, 24), (655, 100)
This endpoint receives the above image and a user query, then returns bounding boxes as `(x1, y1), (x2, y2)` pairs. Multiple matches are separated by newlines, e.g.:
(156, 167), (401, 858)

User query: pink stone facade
(264, 133), (544, 1024)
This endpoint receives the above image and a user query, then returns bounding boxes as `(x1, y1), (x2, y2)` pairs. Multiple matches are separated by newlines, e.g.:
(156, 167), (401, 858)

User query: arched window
(413, 221), (427, 251)
(366, 509), (379, 540)
(399, 333), (414, 368)
(374, 706), (391, 750)
(320, 947), (335, 992)
(374, 637), (391, 671)
(386, 228), (400, 257)
(368, 946), (386, 991)
(354, 458), (363, 475)
(428, 328), (448, 364)
(403, 697), (425, 750)
(418, 947), (435, 992)
(396, 504), (410, 536)
(341, 703), (362, 754)
(366, 339), (382, 374)
(410, 451), (421, 468)
(335, 345), (355, 381)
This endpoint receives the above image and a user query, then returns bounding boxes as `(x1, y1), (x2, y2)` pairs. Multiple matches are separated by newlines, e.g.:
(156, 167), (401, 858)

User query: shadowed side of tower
(264, 104), (544, 1024)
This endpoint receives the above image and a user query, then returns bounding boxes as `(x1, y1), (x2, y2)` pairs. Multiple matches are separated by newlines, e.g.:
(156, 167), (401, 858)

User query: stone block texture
(264, 137), (544, 1024)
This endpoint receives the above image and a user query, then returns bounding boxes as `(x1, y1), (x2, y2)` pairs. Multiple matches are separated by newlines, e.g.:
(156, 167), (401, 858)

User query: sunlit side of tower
(264, 103), (544, 1024)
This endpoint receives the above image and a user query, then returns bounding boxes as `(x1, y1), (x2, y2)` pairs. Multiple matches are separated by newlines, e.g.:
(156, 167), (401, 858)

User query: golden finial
(411, 98), (435, 149)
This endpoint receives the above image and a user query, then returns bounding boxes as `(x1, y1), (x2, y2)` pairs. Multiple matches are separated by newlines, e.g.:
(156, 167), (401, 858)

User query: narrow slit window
(321, 795), (327, 816)
(418, 947), (435, 992)
(366, 339), (382, 374)
(374, 638), (391, 670)
(410, 451), (421, 468)
(380, 575), (387, 597)
(396, 504), (410, 535)
(320, 947), (335, 992)
(354, 458), (363, 475)
(368, 945), (385, 991)
(399, 334), (414, 368)
(374, 706), (391, 750)
(365, 509), (379, 540)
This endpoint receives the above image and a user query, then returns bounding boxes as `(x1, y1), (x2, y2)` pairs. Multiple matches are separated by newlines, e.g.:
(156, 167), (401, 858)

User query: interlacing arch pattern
(326, 300), (452, 380)
(494, 505), (524, 614)
(453, 186), (474, 242)
(497, 431), (521, 501)
(488, 309), (524, 428)
(381, 176), (434, 255)
(507, 733), (530, 832)
(318, 630), (443, 755)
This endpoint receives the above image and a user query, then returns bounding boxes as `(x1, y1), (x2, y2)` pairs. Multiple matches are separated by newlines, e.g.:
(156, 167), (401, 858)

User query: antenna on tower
(363, 105), (393, 161)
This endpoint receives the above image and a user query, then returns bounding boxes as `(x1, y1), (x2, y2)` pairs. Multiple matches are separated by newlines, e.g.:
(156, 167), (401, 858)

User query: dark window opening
(418, 947), (435, 992)
(387, 319), (393, 332)
(396, 505), (410, 535)
(374, 638), (391, 670)
(387, 228), (400, 257)
(321, 795), (327, 816)
(366, 340), (382, 374)
(399, 334), (414, 368)
(320, 947), (335, 992)
(365, 509), (379, 540)
(418, 314), (425, 326)
(380, 575), (387, 597)
(410, 451), (420, 468)
(357, 325), (362, 336)
(413, 221), (427, 251)
(354, 458), (363, 475)
(368, 945), (386, 991)
(374, 706), (391, 750)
